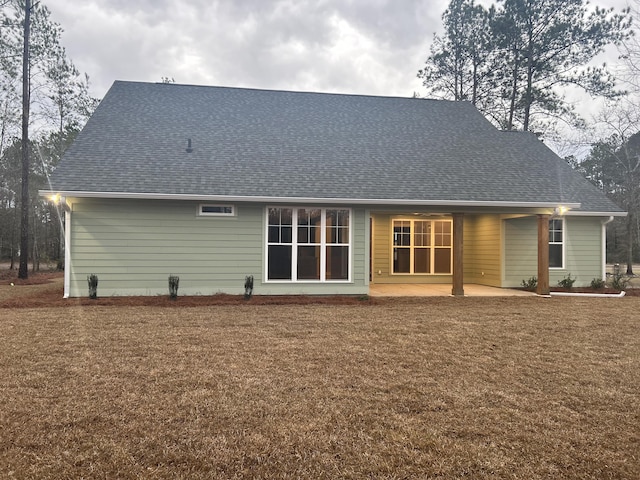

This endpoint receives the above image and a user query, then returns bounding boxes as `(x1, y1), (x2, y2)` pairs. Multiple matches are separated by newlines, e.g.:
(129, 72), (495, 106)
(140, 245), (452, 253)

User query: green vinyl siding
(560, 216), (604, 285)
(67, 198), (368, 297)
(503, 217), (536, 287)
(503, 216), (604, 287)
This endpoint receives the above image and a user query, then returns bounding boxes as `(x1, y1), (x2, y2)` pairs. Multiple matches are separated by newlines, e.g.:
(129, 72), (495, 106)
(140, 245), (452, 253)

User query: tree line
(2, 0), (639, 276)
(0, 0), (98, 273)
(572, 100), (640, 274)
(419, 0), (640, 273)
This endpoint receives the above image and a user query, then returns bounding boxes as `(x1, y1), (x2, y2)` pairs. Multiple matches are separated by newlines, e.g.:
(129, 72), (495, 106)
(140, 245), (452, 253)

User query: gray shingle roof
(49, 80), (623, 213)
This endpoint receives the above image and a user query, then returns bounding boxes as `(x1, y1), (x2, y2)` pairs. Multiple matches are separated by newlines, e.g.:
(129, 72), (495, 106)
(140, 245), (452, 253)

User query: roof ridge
(112, 79), (463, 104)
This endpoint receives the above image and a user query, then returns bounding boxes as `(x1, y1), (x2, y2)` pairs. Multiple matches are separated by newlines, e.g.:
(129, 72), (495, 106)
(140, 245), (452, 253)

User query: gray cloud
(46, 0), (628, 109)
(46, 0), (447, 99)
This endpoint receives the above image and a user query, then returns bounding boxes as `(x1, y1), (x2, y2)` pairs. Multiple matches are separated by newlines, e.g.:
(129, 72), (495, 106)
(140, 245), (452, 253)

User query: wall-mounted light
(48, 193), (70, 212)
(554, 205), (570, 216)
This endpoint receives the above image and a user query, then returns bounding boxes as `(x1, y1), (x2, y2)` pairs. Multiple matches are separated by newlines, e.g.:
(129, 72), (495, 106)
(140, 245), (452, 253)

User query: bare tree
(587, 100), (640, 274)
(18, 0), (30, 279)
(1, 0), (98, 273)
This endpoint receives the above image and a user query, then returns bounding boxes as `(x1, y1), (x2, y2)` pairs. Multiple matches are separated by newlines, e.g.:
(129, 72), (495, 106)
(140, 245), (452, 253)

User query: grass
(0, 282), (639, 478)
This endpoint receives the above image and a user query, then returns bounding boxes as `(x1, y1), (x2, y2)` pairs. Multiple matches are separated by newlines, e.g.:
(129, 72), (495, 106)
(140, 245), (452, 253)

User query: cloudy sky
(45, 0), (631, 106)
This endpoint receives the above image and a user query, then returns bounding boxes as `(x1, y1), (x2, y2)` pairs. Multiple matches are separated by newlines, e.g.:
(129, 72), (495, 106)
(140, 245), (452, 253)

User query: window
(198, 204), (235, 216)
(549, 218), (564, 268)
(392, 219), (452, 274)
(267, 207), (350, 281)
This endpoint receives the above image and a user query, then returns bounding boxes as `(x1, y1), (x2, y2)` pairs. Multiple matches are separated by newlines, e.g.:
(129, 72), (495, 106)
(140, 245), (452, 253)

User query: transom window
(198, 204), (235, 216)
(392, 219), (452, 274)
(549, 218), (564, 268)
(267, 207), (350, 281)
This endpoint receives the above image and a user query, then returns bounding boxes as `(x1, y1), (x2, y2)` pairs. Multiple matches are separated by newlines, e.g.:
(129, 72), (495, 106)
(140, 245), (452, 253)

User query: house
(41, 81), (625, 298)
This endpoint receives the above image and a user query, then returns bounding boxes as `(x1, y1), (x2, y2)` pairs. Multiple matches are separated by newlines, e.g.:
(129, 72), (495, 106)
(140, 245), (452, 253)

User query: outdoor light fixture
(554, 205), (570, 216)
(48, 193), (70, 212)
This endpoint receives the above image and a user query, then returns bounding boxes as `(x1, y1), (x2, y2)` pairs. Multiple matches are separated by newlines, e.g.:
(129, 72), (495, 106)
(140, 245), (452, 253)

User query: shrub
(521, 276), (537, 291)
(557, 274), (576, 289)
(244, 275), (254, 300)
(168, 275), (180, 299)
(609, 273), (630, 291)
(87, 274), (98, 299)
(590, 278), (606, 290)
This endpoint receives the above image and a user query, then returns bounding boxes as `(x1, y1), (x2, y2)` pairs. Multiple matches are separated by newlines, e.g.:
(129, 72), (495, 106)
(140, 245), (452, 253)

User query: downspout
(601, 216), (614, 281)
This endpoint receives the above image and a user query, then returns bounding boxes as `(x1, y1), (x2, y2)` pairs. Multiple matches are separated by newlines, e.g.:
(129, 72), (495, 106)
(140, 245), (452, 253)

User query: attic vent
(186, 138), (193, 153)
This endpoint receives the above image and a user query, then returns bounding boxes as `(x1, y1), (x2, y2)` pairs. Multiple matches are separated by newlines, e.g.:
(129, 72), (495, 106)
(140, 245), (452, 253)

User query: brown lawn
(0, 275), (638, 478)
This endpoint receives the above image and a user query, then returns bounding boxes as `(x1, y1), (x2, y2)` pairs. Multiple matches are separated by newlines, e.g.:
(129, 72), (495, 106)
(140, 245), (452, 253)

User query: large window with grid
(392, 219), (452, 274)
(549, 218), (564, 269)
(267, 207), (350, 281)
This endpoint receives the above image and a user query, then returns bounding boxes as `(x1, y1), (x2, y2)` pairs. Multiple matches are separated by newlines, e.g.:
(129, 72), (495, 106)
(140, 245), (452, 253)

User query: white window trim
(265, 206), (352, 283)
(197, 203), (235, 217)
(391, 218), (453, 275)
(549, 217), (565, 269)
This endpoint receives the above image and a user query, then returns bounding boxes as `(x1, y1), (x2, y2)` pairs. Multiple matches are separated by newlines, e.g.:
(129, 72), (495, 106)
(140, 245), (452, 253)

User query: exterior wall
(67, 198), (369, 297)
(463, 214), (502, 287)
(561, 216), (606, 285)
(371, 212), (502, 287)
(67, 199), (605, 296)
(371, 213), (452, 284)
(503, 215), (605, 287)
(503, 216), (536, 287)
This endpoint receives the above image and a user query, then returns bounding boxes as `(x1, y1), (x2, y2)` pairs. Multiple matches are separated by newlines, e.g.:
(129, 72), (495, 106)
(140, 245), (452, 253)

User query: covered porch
(369, 283), (536, 297)
(370, 210), (554, 296)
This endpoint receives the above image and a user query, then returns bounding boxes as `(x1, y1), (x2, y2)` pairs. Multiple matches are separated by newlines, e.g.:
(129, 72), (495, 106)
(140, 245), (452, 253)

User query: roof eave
(567, 210), (627, 217)
(39, 189), (585, 210)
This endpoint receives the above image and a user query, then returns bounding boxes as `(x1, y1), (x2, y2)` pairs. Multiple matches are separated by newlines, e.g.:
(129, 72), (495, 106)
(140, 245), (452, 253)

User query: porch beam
(536, 214), (550, 295)
(452, 213), (464, 296)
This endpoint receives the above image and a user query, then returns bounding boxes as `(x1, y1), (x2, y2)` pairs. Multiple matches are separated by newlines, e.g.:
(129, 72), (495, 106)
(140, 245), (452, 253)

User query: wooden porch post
(537, 214), (550, 295)
(452, 213), (464, 296)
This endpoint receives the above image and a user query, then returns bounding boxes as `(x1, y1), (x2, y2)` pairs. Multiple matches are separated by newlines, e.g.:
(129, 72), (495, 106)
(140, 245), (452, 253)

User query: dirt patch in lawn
(0, 272), (65, 304)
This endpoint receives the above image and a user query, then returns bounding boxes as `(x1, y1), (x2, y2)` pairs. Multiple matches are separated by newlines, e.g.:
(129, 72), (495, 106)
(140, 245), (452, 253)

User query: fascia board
(39, 189), (582, 210)
(566, 211), (627, 217)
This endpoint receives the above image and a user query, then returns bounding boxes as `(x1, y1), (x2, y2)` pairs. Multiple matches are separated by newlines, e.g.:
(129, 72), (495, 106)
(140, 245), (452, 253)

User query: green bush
(521, 276), (537, 291)
(244, 275), (254, 300)
(87, 274), (98, 299)
(609, 273), (630, 291)
(169, 275), (180, 299)
(557, 274), (576, 289)
(590, 278), (606, 290)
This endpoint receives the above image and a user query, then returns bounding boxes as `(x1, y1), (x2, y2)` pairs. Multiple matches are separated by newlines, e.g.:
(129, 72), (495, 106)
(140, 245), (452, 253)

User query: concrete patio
(369, 284), (536, 297)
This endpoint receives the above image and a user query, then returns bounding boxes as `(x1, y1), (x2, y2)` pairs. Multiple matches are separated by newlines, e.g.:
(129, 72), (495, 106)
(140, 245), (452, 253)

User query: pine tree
(420, 0), (632, 132)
